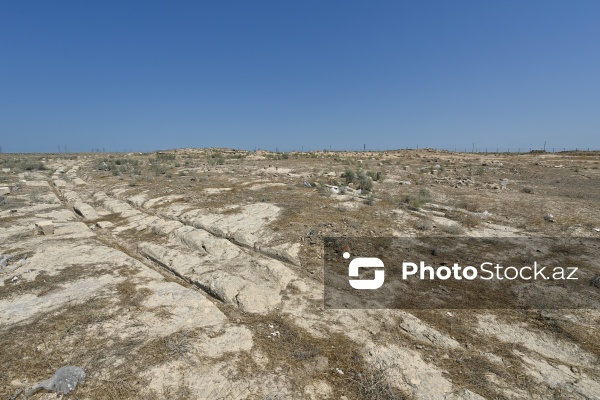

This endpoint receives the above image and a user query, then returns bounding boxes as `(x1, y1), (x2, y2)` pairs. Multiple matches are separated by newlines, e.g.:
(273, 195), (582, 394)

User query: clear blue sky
(1, 1), (599, 153)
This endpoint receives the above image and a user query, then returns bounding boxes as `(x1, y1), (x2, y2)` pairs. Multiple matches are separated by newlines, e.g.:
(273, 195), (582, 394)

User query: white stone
(325, 184), (340, 194)
(35, 220), (54, 235)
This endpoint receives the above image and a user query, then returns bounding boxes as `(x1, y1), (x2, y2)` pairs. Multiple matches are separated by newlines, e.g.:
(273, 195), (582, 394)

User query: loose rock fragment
(26, 366), (86, 398)
(34, 220), (54, 235)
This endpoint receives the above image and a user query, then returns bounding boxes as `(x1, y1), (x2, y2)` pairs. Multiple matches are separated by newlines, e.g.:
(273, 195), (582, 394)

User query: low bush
(358, 172), (373, 192)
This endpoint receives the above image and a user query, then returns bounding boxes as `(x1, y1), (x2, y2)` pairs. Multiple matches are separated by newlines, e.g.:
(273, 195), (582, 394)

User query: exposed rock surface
(1, 150), (599, 399)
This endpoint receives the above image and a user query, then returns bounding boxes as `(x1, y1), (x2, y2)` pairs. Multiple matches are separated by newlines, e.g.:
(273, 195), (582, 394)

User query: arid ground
(1, 149), (599, 399)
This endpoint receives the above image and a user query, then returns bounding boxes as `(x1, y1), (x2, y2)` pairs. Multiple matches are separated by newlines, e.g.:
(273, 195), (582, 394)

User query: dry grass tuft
(1, 264), (111, 301)
(236, 313), (409, 399)
(116, 280), (153, 307)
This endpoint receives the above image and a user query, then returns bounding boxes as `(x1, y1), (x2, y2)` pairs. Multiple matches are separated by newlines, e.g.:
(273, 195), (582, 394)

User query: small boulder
(27, 365), (85, 397)
(325, 185), (340, 194)
(35, 220), (54, 235)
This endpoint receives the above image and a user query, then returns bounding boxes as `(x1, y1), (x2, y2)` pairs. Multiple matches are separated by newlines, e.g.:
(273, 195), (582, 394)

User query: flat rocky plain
(1, 148), (599, 399)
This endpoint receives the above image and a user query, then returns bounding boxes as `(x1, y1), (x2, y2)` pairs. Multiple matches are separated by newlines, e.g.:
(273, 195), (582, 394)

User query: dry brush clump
(349, 357), (407, 400)
(444, 209), (482, 228)
(452, 198), (481, 213)
(414, 218), (433, 231)
(522, 187), (534, 194)
(440, 223), (465, 235)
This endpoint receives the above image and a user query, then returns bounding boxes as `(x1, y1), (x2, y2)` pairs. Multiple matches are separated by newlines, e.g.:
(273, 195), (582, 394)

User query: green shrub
(21, 161), (46, 171)
(343, 169), (356, 184)
(317, 181), (330, 196)
(366, 170), (384, 182)
(150, 163), (168, 175)
(401, 194), (422, 210)
(358, 172), (373, 192)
